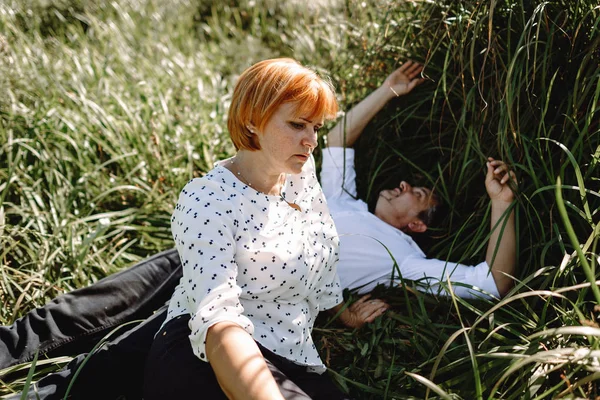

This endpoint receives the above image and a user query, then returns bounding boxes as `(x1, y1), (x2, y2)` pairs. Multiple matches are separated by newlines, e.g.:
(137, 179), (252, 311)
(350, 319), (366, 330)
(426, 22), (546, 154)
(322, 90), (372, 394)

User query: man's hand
(336, 295), (389, 329)
(485, 157), (517, 204)
(383, 60), (426, 98)
(326, 60), (426, 148)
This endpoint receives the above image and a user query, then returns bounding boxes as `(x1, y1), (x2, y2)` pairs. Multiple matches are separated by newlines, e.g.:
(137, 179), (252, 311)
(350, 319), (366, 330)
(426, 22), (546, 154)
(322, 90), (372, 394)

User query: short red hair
(228, 58), (338, 151)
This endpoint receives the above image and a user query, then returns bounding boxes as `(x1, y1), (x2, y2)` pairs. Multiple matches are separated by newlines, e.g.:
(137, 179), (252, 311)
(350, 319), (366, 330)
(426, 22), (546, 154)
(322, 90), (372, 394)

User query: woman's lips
(295, 154), (309, 161)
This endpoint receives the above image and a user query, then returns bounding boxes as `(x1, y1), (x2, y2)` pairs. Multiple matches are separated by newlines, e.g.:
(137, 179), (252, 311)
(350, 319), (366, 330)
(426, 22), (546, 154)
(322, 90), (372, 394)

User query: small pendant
(281, 194), (301, 211)
(288, 202), (302, 212)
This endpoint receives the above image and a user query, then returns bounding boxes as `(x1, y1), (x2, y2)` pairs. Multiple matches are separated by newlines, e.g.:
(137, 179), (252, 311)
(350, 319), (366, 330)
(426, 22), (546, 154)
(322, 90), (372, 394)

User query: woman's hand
(336, 295), (389, 329)
(383, 60), (426, 98)
(485, 157), (517, 204)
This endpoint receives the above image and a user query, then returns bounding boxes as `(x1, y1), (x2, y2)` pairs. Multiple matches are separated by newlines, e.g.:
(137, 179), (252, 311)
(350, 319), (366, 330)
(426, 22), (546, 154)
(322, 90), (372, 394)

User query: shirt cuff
(188, 313), (254, 363)
(469, 261), (501, 298)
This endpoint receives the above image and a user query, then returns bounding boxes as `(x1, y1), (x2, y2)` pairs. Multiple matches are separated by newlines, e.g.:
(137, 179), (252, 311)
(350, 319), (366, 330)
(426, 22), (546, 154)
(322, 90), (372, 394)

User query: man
(322, 61), (517, 299)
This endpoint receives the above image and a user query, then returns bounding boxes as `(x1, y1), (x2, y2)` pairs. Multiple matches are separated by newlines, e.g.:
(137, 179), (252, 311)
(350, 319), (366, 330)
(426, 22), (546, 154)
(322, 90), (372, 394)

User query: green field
(1, 0), (600, 398)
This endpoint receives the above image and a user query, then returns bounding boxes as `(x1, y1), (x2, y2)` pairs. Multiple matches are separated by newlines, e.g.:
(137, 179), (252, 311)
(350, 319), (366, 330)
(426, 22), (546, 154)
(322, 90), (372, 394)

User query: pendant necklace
(230, 158), (302, 212)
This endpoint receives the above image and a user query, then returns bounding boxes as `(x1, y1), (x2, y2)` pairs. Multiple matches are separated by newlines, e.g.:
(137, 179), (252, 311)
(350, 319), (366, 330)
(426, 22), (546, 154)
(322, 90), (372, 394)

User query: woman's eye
(313, 126), (321, 133)
(290, 122), (304, 130)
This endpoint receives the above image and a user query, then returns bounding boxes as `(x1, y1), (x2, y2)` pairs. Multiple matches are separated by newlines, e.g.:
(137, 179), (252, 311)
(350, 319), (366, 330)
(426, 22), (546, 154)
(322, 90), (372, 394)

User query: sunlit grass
(1, 0), (600, 398)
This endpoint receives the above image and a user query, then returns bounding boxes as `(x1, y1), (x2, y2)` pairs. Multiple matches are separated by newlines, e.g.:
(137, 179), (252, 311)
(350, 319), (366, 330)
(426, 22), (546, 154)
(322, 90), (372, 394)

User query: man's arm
(484, 158), (517, 297)
(326, 61), (425, 148)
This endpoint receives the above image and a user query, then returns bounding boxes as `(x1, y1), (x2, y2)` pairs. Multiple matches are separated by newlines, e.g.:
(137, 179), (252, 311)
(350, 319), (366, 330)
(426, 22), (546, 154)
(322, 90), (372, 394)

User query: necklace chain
(230, 157), (301, 211)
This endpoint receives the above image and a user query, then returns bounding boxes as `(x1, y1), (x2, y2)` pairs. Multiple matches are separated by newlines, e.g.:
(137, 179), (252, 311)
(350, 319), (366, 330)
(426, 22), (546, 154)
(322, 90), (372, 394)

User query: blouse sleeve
(171, 178), (253, 362)
(315, 263), (343, 312)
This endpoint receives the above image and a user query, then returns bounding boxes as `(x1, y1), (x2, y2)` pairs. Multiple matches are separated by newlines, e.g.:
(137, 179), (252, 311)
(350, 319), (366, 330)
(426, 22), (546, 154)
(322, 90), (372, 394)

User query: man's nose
(400, 181), (412, 192)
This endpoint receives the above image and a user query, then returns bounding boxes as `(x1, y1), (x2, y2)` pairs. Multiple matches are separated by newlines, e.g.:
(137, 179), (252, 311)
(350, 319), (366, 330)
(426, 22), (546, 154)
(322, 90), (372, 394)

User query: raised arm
(326, 61), (425, 148)
(484, 158), (517, 297)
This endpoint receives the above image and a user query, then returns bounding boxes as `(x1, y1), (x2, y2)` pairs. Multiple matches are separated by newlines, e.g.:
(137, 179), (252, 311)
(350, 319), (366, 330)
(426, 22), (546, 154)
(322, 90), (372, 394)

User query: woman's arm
(172, 179), (281, 398)
(206, 322), (284, 400)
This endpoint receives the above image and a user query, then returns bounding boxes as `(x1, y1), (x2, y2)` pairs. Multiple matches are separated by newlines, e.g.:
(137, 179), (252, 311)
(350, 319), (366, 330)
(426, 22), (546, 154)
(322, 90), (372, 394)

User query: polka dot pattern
(161, 156), (342, 371)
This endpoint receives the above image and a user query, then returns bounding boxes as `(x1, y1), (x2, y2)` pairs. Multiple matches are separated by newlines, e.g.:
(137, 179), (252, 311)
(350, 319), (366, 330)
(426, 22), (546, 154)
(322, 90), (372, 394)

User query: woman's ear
(246, 123), (257, 133)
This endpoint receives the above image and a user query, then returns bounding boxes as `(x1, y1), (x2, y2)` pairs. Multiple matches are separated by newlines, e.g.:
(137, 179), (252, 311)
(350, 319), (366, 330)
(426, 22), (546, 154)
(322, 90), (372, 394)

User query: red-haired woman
(142, 58), (387, 400)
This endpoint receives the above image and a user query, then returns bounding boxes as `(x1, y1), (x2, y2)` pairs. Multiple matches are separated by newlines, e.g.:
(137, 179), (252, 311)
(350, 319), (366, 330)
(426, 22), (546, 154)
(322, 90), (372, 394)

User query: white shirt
(321, 147), (500, 299)
(164, 156), (342, 372)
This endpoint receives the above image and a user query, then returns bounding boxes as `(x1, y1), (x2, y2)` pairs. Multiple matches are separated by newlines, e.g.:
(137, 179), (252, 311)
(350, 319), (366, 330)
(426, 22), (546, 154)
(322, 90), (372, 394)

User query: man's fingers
(486, 158), (514, 180)
(352, 299), (387, 313)
(493, 164), (508, 175)
(349, 296), (388, 327)
(355, 294), (371, 304)
(354, 298), (386, 311)
(398, 60), (413, 73)
(408, 78), (426, 91)
(363, 307), (387, 322)
(500, 170), (518, 185)
(397, 60), (424, 78)
(406, 63), (423, 78)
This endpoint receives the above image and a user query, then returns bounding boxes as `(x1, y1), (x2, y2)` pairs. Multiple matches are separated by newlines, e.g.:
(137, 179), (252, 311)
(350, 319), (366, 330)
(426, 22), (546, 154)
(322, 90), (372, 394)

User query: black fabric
(1, 249), (350, 399)
(143, 314), (349, 400)
(1, 249), (181, 400)
(0, 249), (181, 370)
(6, 307), (169, 400)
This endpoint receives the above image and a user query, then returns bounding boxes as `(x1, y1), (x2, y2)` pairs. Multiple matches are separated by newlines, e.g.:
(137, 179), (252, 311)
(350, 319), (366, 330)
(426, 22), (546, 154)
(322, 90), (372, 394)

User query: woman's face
(254, 102), (322, 175)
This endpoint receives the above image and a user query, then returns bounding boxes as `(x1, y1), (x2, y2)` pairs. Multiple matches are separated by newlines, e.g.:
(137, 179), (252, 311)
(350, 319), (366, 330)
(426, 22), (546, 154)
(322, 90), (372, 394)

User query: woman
(142, 58), (387, 400)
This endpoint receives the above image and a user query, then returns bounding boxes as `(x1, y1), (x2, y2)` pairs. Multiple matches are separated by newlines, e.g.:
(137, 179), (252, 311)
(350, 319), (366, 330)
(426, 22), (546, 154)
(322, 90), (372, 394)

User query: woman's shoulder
(181, 165), (232, 189)
(176, 165), (239, 203)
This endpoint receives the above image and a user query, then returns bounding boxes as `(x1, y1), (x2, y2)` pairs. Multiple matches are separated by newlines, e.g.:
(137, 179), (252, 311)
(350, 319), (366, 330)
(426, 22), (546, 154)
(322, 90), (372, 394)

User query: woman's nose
(303, 129), (318, 151)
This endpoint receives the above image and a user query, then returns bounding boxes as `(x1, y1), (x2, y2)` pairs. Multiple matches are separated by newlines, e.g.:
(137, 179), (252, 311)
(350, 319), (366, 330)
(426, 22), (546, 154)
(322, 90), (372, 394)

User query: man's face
(374, 181), (435, 232)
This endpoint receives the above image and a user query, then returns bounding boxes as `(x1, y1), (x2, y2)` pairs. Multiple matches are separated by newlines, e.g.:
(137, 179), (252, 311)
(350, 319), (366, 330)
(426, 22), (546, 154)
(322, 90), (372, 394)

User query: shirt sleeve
(398, 256), (501, 299)
(320, 147), (358, 202)
(314, 257), (343, 312)
(171, 179), (253, 362)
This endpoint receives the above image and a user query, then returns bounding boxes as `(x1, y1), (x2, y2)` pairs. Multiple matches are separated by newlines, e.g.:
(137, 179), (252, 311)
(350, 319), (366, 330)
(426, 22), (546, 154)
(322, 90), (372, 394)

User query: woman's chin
(286, 161), (307, 174)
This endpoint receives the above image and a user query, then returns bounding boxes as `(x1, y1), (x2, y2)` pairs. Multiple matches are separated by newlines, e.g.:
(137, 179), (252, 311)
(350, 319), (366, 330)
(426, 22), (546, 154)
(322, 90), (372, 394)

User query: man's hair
(227, 58), (339, 151)
(417, 191), (442, 229)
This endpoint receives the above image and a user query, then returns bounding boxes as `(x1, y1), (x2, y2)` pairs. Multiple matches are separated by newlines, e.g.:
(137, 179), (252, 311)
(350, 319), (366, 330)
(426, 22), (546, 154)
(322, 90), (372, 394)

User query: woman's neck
(226, 150), (285, 196)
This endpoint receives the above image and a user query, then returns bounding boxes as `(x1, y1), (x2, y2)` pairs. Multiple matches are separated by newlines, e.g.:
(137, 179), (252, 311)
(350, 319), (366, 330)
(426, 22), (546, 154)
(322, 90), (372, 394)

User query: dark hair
(417, 192), (442, 228)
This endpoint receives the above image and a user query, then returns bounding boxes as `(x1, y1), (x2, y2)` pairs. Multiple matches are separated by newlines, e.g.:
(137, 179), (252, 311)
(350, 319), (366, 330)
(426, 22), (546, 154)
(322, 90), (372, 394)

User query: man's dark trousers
(0, 249), (182, 399)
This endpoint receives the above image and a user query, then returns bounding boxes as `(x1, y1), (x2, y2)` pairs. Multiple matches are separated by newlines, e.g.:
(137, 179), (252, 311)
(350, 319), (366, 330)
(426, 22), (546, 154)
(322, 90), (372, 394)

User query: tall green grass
(1, 0), (599, 398)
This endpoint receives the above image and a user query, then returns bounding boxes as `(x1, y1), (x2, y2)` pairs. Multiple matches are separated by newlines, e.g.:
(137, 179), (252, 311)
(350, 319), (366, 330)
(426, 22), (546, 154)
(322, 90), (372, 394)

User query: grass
(1, 0), (599, 398)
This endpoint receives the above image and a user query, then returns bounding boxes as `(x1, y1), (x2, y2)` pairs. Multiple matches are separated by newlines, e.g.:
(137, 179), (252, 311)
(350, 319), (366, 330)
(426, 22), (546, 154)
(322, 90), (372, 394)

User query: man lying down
(0, 61), (517, 400)
(322, 60), (516, 299)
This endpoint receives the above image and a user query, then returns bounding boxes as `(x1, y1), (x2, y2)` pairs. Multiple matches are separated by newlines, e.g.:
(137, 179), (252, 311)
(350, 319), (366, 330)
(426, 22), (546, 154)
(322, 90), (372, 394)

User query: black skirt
(143, 314), (350, 400)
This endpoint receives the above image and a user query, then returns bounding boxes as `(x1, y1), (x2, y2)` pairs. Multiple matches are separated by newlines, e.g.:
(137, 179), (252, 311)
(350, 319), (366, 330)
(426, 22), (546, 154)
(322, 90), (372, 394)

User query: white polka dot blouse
(161, 156), (342, 372)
